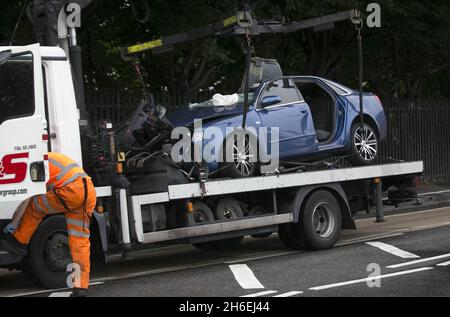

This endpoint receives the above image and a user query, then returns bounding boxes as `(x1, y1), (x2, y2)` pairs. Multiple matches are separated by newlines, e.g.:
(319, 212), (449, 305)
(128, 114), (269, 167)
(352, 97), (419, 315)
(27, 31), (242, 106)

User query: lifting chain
(355, 18), (366, 136)
(133, 58), (154, 109)
(241, 30), (253, 129)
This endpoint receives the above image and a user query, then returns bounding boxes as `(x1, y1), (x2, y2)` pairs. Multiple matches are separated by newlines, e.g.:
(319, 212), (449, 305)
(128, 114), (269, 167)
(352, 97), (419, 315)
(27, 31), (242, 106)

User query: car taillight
(375, 95), (383, 107)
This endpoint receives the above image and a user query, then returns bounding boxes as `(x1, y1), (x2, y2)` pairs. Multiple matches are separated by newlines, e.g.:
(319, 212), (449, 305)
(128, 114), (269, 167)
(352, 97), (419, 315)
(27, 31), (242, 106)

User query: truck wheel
(213, 198), (244, 249)
(193, 198), (245, 251)
(293, 190), (342, 251)
(192, 202), (218, 251)
(188, 201), (215, 226)
(21, 216), (71, 289)
(215, 197), (245, 220)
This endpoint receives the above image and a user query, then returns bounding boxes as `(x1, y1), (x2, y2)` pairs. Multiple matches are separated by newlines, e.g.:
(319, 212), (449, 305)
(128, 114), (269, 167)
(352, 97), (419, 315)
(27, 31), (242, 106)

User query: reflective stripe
(33, 196), (47, 215)
(56, 163), (80, 181)
(41, 195), (56, 213)
(60, 173), (88, 187)
(49, 158), (65, 169)
(68, 229), (90, 238)
(32, 196), (39, 207)
(66, 218), (90, 228)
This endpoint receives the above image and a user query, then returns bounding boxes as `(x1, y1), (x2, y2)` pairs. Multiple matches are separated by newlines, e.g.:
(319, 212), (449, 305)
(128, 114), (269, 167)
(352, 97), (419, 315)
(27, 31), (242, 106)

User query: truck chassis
(0, 157), (423, 288)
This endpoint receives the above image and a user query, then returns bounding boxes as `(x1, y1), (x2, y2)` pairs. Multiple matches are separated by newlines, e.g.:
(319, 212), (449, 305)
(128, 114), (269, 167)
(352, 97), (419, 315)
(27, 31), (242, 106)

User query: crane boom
(121, 9), (360, 58)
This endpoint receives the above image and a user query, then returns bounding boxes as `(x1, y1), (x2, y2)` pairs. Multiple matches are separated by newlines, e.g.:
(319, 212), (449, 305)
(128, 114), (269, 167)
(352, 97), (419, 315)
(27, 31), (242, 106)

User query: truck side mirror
(262, 96), (282, 108)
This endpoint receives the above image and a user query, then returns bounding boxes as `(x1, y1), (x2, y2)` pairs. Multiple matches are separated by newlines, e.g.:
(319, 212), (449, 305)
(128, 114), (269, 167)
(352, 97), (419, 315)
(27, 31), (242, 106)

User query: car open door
(0, 44), (48, 219)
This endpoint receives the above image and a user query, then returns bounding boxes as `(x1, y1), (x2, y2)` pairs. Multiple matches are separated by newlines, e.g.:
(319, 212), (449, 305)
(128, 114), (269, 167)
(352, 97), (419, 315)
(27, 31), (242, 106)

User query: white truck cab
(0, 44), (82, 219)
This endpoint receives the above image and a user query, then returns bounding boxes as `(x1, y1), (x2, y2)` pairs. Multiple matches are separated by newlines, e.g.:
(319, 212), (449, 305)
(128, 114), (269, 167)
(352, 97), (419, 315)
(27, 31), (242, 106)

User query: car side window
(0, 54), (35, 125)
(259, 78), (304, 108)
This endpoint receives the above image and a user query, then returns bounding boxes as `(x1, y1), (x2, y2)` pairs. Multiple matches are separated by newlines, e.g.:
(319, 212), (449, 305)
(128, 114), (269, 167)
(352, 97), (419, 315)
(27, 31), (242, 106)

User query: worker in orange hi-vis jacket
(0, 152), (97, 297)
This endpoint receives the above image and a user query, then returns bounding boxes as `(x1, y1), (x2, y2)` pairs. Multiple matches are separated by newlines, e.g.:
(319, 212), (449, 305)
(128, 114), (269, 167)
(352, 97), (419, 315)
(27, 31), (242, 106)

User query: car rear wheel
(350, 122), (379, 165)
(221, 133), (258, 178)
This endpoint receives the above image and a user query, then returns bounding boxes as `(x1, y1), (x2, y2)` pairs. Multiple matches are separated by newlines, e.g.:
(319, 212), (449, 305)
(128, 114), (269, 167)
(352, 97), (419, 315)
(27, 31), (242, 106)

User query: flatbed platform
(121, 162), (424, 244)
(129, 161), (424, 205)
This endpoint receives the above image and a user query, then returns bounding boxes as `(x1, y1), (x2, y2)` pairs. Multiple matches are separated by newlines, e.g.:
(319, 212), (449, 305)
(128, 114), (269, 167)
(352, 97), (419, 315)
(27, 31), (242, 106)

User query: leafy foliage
(0, 0), (448, 104)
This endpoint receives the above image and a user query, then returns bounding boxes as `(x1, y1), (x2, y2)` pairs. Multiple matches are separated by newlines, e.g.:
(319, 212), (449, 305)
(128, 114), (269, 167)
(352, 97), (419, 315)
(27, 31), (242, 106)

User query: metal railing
(379, 99), (450, 184)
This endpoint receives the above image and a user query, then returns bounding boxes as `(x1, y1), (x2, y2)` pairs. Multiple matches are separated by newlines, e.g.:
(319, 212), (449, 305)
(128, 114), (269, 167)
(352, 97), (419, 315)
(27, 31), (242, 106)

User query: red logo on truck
(0, 153), (29, 185)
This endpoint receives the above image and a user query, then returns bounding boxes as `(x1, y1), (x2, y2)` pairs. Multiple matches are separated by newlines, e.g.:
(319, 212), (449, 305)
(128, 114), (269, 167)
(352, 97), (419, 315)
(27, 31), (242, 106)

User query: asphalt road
(77, 225), (450, 297)
(1, 206), (450, 297)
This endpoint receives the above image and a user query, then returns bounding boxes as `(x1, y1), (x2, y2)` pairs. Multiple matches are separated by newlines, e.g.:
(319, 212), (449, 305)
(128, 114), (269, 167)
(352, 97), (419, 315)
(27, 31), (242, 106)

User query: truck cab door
(0, 44), (48, 218)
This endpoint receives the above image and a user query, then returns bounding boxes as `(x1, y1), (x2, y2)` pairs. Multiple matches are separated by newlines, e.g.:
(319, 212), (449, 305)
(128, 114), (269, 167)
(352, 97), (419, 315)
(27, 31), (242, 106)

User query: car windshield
(189, 93), (255, 109)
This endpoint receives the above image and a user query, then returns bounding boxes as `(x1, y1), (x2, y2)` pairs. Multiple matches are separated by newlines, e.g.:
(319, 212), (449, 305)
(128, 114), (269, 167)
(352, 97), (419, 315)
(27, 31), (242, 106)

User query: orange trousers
(14, 177), (97, 289)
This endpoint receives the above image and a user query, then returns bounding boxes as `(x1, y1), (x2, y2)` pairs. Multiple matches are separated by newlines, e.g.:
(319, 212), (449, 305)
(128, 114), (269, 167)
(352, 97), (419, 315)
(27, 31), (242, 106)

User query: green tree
(1, 0), (449, 102)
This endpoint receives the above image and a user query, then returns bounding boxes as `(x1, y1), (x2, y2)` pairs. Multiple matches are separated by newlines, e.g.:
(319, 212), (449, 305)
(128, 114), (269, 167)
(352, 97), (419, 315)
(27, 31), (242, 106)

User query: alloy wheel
(232, 136), (256, 177)
(354, 125), (378, 161)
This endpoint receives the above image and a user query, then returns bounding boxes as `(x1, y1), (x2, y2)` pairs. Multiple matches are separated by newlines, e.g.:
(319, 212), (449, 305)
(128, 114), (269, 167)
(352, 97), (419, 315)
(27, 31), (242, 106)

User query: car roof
(259, 75), (353, 96)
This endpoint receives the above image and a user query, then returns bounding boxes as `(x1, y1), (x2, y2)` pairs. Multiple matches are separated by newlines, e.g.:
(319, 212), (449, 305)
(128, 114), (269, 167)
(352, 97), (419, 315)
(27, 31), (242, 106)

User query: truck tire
(21, 216), (71, 289)
(188, 201), (215, 226)
(192, 202), (219, 251)
(213, 198), (244, 249)
(293, 190), (342, 251)
(193, 198), (245, 251)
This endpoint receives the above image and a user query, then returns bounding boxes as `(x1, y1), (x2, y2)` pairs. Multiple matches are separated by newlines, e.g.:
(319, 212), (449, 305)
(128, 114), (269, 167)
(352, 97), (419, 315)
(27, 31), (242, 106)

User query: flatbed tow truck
(0, 1), (423, 288)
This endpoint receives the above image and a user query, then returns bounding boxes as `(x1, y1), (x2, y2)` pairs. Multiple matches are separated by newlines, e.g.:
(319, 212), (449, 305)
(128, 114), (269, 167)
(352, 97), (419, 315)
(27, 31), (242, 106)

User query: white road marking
(49, 292), (72, 297)
(240, 290), (277, 297)
(229, 264), (265, 289)
(7, 281), (104, 297)
(387, 253), (450, 269)
(412, 222), (450, 231)
(309, 267), (434, 291)
(0, 251), (7, 255)
(437, 261), (450, 267)
(418, 190), (450, 196)
(8, 287), (69, 297)
(273, 291), (303, 297)
(366, 242), (420, 259)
